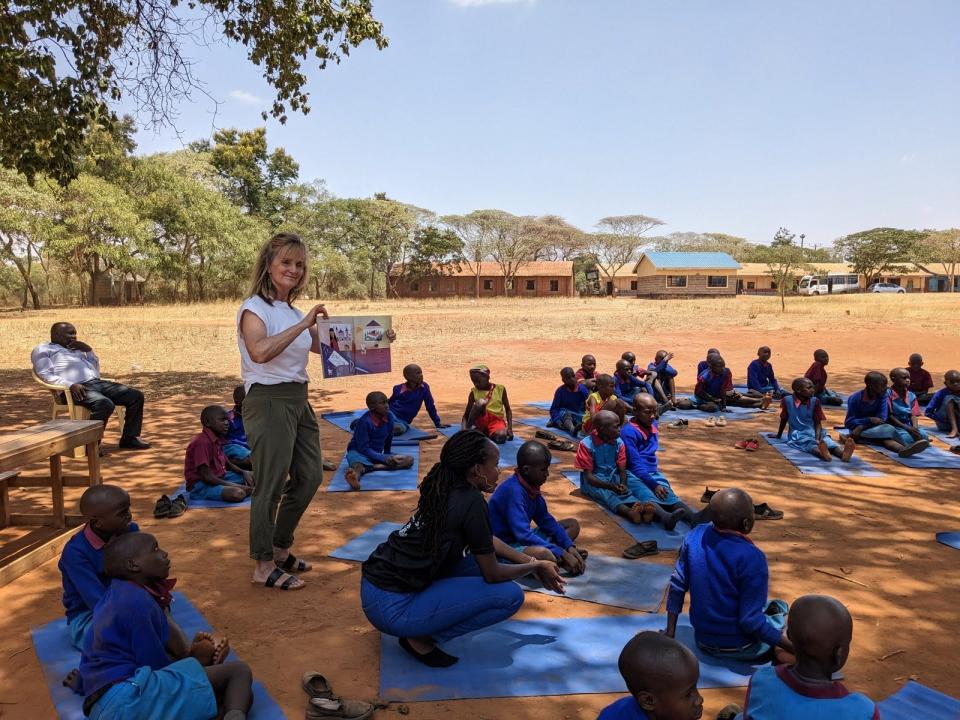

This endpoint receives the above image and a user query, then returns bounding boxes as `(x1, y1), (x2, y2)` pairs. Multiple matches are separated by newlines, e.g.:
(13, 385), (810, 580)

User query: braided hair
(413, 429), (491, 558)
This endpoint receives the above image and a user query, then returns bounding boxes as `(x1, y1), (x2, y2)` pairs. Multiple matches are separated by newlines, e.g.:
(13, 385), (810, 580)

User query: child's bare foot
(62, 668), (81, 693)
(190, 632), (218, 666)
(345, 464), (362, 491)
(817, 440), (832, 462)
(641, 502), (656, 524)
(841, 436), (856, 462)
(211, 634), (230, 664)
(625, 503), (646, 524)
(662, 508), (685, 531)
(760, 394), (772, 410)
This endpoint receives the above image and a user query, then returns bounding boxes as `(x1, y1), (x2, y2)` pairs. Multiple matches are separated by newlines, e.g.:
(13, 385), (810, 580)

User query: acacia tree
(1, 0), (388, 183)
(485, 211), (550, 297)
(915, 228), (960, 292)
(441, 210), (501, 298)
(533, 215), (587, 261)
(0, 168), (55, 308)
(834, 227), (924, 285)
(592, 214), (664, 285)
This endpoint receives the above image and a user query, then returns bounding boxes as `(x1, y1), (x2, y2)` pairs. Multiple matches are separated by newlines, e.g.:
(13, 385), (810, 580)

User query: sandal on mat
(535, 429), (559, 441)
(302, 672), (334, 699)
(754, 502), (784, 520)
(277, 553), (312, 573)
(622, 540), (659, 559)
(257, 567), (304, 591)
(547, 439), (576, 452)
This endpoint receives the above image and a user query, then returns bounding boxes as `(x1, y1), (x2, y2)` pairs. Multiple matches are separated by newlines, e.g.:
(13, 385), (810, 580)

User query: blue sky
(127, 0), (960, 247)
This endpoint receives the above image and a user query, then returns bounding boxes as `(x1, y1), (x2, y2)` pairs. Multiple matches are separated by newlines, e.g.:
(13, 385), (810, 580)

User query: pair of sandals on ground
(153, 493), (188, 518)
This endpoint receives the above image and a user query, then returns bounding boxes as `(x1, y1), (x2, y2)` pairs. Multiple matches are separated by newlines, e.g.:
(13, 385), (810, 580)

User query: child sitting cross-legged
(583, 374), (627, 433)
(736, 594), (879, 719)
(665, 488), (793, 664)
(549, 367), (590, 437)
(58, 485), (139, 650)
(845, 371), (929, 457)
(887, 367), (931, 447)
(574, 410), (647, 525)
(74, 532), (253, 720)
(462, 363), (513, 443)
(804, 349), (844, 406)
(597, 631), (708, 720)
(925, 369), (960, 439)
(614, 358), (655, 405)
(746, 346), (783, 399)
(907, 353), (935, 406)
(184, 406), (254, 504)
(345, 391), (415, 490)
(776, 378), (855, 462)
(677, 355), (771, 413)
(488, 440), (587, 576)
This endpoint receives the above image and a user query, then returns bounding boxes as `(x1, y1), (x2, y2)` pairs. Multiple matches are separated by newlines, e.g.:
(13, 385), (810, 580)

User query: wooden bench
(0, 420), (103, 529)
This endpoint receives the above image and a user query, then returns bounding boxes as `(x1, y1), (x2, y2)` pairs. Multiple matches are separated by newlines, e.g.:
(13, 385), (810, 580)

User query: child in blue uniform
(77, 532), (252, 720)
(224, 385), (251, 463)
(345, 391), (415, 490)
(574, 411), (647, 525)
(549, 367), (590, 437)
(614, 359), (655, 403)
(488, 440), (586, 575)
(665, 488), (793, 663)
(736, 595), (879, 719)
(648, 350), (678, 403)
(746, 346), (782, 398)
(388, 364), (449, 434)
(925, 369), (960, 438)
(696, 348), (720, 376)
(686, 356), (771, 413)
(776, 378), (855, 462)
(597, 632), (706, 720)
(887, 367), (930, 445)
(58, 485), (138, 649)
(845, 372), (929, 457)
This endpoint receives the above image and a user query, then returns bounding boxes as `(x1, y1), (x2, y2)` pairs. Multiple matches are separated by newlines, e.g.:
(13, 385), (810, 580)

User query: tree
(396, 226), (464, 290)
(1, 0), (387, 184)
(915, 228), (960, 292)
(533, 215), (587, 261)
(484, 211), (549, 297)
(441, 210), (499, 298)
(0, 167), (55, 308)
(834, 227), (924, 284)
(592, 214), (664, 286)
(763, 227), (808, 312)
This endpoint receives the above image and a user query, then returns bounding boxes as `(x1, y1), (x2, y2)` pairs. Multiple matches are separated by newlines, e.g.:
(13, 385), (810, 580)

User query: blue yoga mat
(31, 593), (284, 720)
(329, 523), (671, 612)
(172, 483), (250, 509)
(936, 531), (960, 550)
(878, 681), (960, 720)
(329, 521), (403, 561)
(836, 431), (960, 469)
(321, 409), (438, 446)
(379, 613), (762, 701)
(762, 434), (883, 477)
(562, 471), (691, 551)
(326, 449), (421, 492)
(526, 401), (553, 411)
(515, 415), (581, 442)
(922, 423), (960, 445)
(438, 426), (559, 467)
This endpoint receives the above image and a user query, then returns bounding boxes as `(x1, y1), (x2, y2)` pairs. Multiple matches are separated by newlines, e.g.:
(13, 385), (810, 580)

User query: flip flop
(705, 417), (718, 427)
(754, 502), (784, 520)
(898, 439), (930, 457)
(535, 429), (558, 441)
(256, 567), (304, 591)
(622, 540), (659, 559)
(715, 415), (728, 427)
(547, 439), (576, 452)
(667, 419), (688, 428)
(153, 495), (171, 518)
(733, 439), (751, 450)
(276, 553), (312, 573)
(302, 671), (334, 700)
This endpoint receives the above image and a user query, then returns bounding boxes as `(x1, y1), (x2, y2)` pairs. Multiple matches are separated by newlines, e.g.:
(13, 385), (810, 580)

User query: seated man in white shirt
(31, 322), (151, 450)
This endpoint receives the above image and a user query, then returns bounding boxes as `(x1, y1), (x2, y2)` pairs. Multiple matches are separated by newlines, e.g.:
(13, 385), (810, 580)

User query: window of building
(666, 275), (687, 288)
(429, 278), (438, 292)
(707, 275), (728, 288)
(550, 279), (559, 292)
(410, 281), (419, 291)
(630, 280), (638, 291)
(525, 279), (536, 290)
(483, 279), (493, 290)
(747, 281), (755, 289)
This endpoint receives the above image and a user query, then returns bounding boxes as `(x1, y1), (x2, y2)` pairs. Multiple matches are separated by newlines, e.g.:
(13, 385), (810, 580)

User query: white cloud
(229, 90), (262, 105)
(449, 0), (534, 7)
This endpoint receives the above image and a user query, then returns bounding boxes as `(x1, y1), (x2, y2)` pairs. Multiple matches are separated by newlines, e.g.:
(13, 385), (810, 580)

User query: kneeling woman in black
(361, 429), (565, 667)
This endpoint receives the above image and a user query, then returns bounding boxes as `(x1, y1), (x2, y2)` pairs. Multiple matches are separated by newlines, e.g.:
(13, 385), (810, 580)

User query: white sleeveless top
(237, 295), (312, 390)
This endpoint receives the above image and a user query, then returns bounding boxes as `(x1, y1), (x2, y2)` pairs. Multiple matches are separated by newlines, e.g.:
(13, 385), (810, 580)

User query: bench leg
(0, 480), (8, 528)
(51, 455), (65, 529)
(86, 441), (101, 486)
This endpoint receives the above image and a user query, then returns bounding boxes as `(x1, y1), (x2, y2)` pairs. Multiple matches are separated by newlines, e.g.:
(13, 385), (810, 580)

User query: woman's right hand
(302, 303), (329, 326)
(535, 560), (566, 594)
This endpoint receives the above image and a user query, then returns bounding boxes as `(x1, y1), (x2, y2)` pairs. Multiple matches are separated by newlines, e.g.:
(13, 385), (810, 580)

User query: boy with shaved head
(845, 372), (929, 457)
(184, 405), (254, 503)
(388, 363), (449, 434)
(58, 485), (139, 649)
(737, 595), (879, 719)
(576, 354), (599, 391)
(665, 488), (792, 663)
(597, 631), (705, 719)
(925, 369), (960, 439)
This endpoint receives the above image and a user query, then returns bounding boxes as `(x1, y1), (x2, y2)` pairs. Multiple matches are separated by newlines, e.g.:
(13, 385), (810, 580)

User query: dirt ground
(0, 296), (958, 719)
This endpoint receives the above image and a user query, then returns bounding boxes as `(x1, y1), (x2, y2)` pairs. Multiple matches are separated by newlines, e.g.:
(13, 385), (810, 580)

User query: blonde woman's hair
(246, 233), (309, 305)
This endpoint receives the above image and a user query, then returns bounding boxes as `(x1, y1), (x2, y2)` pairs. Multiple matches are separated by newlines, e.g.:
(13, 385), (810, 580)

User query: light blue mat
(526, 401), (553, 411)
(921, 423), (959, 445)
(528, 398), (766, 422)
(562, 471), (691, 551)
(438, 426), (559, 467)
(173, 483), (250, 509)
(329, 522), (671, 612)
(515, 415), (581, 442)
(31, 593), (285, 720)
(878, 681), (960, 720)
(321, 409), (437, 445)
(762, 433), (883, 477)
(379, 613), (763, 701)
(325, 448), (421, 492)
(936, 531), (960, 551)
(836, 430), (960, 469)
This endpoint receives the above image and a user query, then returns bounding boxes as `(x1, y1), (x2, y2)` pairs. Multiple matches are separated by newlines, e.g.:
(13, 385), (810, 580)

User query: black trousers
(77, 379), (144, 440)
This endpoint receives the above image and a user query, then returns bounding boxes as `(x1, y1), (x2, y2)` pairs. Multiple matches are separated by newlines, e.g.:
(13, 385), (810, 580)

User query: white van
(798, 274), (861, 296)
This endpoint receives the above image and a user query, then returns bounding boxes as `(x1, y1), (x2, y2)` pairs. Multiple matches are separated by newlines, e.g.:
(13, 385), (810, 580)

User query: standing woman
(237, 232), (329, 591)
(361, 430), (566, 666)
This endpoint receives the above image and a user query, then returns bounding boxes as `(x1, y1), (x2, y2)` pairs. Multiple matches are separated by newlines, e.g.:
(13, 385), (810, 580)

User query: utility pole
(799, 233), (805, 261)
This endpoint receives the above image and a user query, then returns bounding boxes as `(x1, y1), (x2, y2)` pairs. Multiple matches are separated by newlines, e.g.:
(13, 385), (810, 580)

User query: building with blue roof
(630, 252), (741, 297)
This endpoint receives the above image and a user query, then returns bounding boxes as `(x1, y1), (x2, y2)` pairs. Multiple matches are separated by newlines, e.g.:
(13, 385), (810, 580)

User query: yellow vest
(472, 383), (506, 419)
(583, 390), (603, 427)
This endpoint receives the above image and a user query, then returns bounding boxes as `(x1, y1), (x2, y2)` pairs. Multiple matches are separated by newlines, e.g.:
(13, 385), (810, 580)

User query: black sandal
(547, 439), (576, 452)
(622, 540), (659, 559)
(753, 502), (784, 520)
(168, 494), (187, 518)
(153, 495), (172, 518)
(535, 429), (558, 441)
(277, 553), (311, 573)
(260, 567), (304, 591)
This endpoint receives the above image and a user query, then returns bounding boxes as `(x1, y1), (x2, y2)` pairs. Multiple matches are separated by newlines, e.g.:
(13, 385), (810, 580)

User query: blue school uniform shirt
(346, 411), (394, 464)
(59, 522), (140, 623)
(779, 394), (825, 443)
(549, 383), (590, 424)
(487, 473), (574, 557)
(597, 696), (650, 719)
(747, 359), (780, 393)
(924, 387), (960, 421)
(620, 418), (662, 491)
(389, 381), (443, 426)
(648, 357), (677, 379)
(887, 387), (920, 425)
(79, 580), (173, 697)
(226, 409), (248, 447)
(667, 523), (782, 650)
(844, 389), (889, 430)
(741, 665), (879, 719)
(614, 374), (648, 401)
(695, 368), (733, 399)
(575, 432), (627, 478)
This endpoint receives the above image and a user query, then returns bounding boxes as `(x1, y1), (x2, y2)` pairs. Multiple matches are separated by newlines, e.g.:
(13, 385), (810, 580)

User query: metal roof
(637, 252), (741, 271)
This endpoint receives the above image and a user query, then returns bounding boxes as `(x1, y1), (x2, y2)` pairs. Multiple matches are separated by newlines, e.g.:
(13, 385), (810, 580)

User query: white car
(868, 282), (906, 294)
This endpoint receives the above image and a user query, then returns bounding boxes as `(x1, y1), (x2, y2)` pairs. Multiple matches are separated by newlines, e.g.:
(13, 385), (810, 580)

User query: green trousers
(243, 382), (323, 561)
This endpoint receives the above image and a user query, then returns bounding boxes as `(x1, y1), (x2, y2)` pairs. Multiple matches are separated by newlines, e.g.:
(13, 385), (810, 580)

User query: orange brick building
(390, 261), (575, 298)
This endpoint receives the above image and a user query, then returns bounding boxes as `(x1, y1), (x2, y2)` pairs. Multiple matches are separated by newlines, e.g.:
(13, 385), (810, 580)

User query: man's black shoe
(118, 437), (151, 450)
